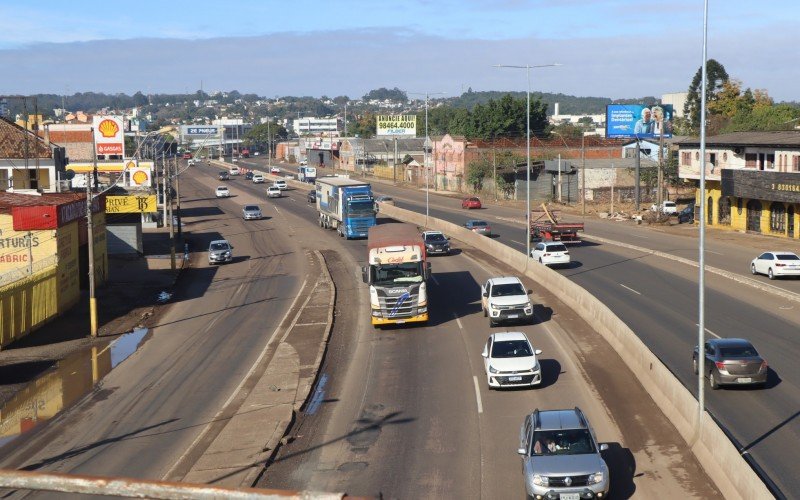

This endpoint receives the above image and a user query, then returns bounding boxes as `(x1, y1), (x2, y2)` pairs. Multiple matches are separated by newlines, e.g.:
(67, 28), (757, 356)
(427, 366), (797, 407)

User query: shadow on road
(602, 442), (637, 499)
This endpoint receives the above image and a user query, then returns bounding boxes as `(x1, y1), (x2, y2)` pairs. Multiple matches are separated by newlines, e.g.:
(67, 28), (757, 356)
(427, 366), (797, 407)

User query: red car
(182, 152), (192, 159)
(462, 197), (482, 209)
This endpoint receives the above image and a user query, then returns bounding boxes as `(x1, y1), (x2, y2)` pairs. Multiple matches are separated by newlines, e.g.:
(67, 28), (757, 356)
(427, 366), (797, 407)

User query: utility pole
(393, 137), (398, 184)
(658, 119), (665, 209)
(174, 155), (181, 237)
(634, 140), (641, 211)
(493, 136), (497, 201)
(557, 153), (562, 203)
(581, 134), (586, 216)
(161, 154), (168, 228)
(87, 129), (99, 337)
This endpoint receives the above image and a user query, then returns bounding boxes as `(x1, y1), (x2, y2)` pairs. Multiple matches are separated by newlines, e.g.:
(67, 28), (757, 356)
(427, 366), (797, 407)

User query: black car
(219, 171), (230, 181)
(245, 171), (254, 180)
(307, 190), (317, 203)
(693, 338), (768, 389)
(422, 231), (450, 255)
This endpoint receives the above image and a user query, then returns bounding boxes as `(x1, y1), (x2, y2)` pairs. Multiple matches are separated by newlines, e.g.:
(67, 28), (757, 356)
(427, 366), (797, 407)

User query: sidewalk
(0, 227), (187, 405)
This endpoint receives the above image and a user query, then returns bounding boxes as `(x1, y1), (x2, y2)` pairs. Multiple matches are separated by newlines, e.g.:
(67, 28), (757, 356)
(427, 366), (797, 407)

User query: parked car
(253, 151), (260, 156)
(252, 173), (265, 184)
(465, 219), (491, 236)
(245, 171), (254, 180)
(374, 195), (395, 211)
(267, 186), (282, 198)
(218, 171), (230, 181)
(229, 166), (240, 176)
(518, 408), (609, 500)
(481, 276), (534, 327)
(677, 203), (695, 224)
(482, 332), (542, 389)
(530, 241), (571, 267)
(187, 159), (197, 166)
(215, 186), (230, 198)
(242, 204), (262, 220)
(182, 152), (192, 159)
(693, 338), (768, 389)
(422, 230), (450, 255)
(273, 180), (288, 190)
(750, 251), (800, 279)
(208, 239), (233, 265)
(307, 190), (317, 203)
(462, 197), (482, 209)
(231, 157), (239, 163)
(270, 166), (281, 174)
(299, 159), (308, 166)
(651, 200), (678, 214)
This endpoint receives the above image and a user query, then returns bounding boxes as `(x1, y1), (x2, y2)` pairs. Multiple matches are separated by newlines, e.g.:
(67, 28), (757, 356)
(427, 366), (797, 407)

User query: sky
(1, 0), (798, 102)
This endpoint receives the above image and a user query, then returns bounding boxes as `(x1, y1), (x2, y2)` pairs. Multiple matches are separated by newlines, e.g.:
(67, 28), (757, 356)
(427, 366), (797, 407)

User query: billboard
(606, 104), (674, 139)
(376, 115), (416, 137)
(92, 116), (124, 156)
(106, 195), (158, 213)
(186, 126), (219, 136)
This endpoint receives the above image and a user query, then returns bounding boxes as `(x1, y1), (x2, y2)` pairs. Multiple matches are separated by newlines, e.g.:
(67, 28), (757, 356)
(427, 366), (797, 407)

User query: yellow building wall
(0, 267), (59, 348)
(694, 185), (799, 239)
(56, 221), (80, 313)
(0, 213), (57, 274)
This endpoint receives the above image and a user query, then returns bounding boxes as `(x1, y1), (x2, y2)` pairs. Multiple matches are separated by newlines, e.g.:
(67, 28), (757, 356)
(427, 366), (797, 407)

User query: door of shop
(789, 205), (796, 238)
(746, 200), (762, 233)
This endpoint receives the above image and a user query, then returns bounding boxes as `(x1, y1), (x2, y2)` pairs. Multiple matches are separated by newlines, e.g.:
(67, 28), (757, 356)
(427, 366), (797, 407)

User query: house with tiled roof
(0, 117), (68, 193)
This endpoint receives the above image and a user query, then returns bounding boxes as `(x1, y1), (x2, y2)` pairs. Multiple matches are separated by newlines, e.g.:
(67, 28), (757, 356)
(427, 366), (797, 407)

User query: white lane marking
(696, 324), (721, 339)
(274, 206), (281, 214)
(509, 239), (526, 246)
(453, 312), (463, 330)
(629, 233), (648, 238)
(472, 376), (483, 414)
(430, 274), (440, 286)
(705, 249), (724, 256)
(620, 283), (641, 295)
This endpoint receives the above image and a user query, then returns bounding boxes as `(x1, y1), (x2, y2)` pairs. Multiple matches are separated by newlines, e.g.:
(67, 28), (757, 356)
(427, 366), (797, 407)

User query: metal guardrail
(0, 255), (58, 287)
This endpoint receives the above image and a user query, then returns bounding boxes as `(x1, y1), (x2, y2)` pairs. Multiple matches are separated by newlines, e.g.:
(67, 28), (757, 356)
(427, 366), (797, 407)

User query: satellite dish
(64, 169), (76, 180)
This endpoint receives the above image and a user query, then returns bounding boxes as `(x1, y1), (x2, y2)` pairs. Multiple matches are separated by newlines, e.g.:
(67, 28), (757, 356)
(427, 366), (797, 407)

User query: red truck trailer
(530, 204), (584, 242)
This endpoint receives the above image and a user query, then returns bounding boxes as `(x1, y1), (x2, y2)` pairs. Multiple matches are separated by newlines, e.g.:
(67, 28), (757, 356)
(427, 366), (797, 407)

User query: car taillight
(759, 361), (768, 372)
(715, 361), (726, 370)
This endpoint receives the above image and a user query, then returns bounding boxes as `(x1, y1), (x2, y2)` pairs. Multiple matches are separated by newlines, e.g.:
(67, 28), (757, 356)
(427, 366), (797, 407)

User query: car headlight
(369, 286), (380, 308)
(489, 304), (499, 310)
(532, 474), (548, 487)
(224, 251), (231, 257)
(488, 365), (499, 374)
(588, 472), (604, 485)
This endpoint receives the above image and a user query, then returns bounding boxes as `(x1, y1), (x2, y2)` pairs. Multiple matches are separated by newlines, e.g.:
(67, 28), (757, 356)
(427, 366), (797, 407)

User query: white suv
(481, 277), (534, 327)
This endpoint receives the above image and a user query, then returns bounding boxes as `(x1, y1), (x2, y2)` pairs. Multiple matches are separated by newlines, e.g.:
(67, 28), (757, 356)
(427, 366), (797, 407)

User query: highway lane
(240, 158), (798, 495)
(0, 172), (308, 490)
(213, 162), (719, 498)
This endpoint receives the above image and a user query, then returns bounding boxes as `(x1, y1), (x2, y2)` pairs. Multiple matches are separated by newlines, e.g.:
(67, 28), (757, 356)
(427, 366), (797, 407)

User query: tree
(350, 112), (377, 138)
(466, 153), (493, 192)
(684, 59), (729, 132)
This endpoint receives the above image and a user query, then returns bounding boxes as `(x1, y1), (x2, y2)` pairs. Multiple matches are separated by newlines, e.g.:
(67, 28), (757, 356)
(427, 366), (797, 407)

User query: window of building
(745, 153), (757, 168)
(681, 152), (691, 166)
(722, 152), (728, 162)
(794, 155), (800, 172)
(770, 202), (786, 233)
(708, 196), (714, 224)
(695, 151), (700, 161)
(765, 153), (775, 169)
(718, 196), (731, 225)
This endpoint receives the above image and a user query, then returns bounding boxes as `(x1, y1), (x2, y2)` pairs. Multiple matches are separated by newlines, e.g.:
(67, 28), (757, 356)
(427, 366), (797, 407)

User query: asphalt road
(0, 169), (309, 494)
(242, 158), (799, 496)
(214, 161), (719, 498)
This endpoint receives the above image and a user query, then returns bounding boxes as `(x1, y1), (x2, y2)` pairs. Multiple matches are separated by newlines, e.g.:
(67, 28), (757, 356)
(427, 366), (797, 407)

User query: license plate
(737, 378), (752, 383)
(508, 376), (523, 382)
(560, 494), (580, 500)
(508, 314), (519, 319)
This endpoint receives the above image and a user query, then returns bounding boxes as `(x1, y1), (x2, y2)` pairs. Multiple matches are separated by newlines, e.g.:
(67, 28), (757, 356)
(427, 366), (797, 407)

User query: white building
(293, 117), (339, 136)
(661, 92), (688, 118)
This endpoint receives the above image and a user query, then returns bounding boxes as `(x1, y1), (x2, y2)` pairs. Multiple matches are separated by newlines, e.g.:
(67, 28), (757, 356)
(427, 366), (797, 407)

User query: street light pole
(698, 0), (710, 432)
(495, 63), (561, 266)
(409, 91), (446, 228)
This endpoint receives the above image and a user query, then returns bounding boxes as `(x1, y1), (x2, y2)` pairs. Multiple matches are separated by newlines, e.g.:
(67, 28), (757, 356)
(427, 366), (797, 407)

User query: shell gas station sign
(92, 115), (124, 156)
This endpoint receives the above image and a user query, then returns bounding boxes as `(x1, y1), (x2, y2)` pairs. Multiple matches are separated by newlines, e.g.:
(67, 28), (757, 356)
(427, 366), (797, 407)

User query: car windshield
(531, 429), (597, 456)
(470, 221), (487, 227)
(210, 243), (229, 251)
(217, 187), (227, 191)
(373, 262), (423, 284)
(469, 198), (480, 202)
(491, 340), (532, 358)
(491, 283), (525, 296)
(776, 254), (800, 261)
(546, 244), (567, 252)
(720, 345), (759, 358)
(244, 205), (259, 211)
(425, 234), (446, 242)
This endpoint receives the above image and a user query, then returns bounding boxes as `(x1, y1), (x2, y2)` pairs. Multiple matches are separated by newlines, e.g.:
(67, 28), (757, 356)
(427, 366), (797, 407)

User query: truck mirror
(425, 262), (431, 279)
(527, 289), (532, 295)
(361, 266), (369, 284)
(482, 292), (488, 298)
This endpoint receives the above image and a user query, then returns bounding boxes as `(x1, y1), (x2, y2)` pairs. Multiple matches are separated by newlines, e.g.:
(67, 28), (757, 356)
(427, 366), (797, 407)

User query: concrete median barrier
(378, 203), (772, 500)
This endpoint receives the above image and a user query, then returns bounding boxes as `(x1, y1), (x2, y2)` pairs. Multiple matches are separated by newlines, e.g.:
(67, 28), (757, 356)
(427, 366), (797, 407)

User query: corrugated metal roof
(0, 191), (86, 208)
(676, 131), (800, 147)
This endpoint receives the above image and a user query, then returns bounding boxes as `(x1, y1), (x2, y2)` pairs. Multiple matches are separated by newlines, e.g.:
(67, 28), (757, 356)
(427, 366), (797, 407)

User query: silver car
(208, 239), (233, 265)
(242, 205), (262, 220)
(465, 219), (492, 236)
(693, 338), (768, 389)
(519, 408), (609, 500)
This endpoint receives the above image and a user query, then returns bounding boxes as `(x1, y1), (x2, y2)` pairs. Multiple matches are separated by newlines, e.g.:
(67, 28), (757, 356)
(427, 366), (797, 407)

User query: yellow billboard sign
(105, 195), (157, 213)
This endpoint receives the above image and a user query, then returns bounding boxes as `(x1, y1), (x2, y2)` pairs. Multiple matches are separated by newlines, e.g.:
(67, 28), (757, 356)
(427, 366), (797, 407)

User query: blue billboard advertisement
(606, 104), (674, 139)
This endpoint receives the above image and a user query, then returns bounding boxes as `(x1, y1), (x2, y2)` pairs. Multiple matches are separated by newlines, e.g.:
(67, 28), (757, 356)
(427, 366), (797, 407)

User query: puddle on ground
(0, 328), (150, 450)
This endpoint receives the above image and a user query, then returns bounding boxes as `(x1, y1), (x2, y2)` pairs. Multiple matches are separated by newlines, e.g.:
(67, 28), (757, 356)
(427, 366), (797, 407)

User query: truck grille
(379, 291), (420, 319)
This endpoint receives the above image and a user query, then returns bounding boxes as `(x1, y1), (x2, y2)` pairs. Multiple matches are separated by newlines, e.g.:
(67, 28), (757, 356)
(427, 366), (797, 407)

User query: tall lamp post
(495, 63), (561, 265)
(697, 0), (710, 433)
(408, 91), (446, 228)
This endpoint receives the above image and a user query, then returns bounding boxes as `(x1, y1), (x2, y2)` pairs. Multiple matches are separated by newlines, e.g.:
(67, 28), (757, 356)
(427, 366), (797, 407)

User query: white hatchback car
(252, 174), (265, 184)
(266, 186), (281, 198)
(750, 251), (800, 279)
(273, 180), (288, 190)
(530, 241), (571, 267)
(215, 186), (230, 198)
(482, 332), (542, 389)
